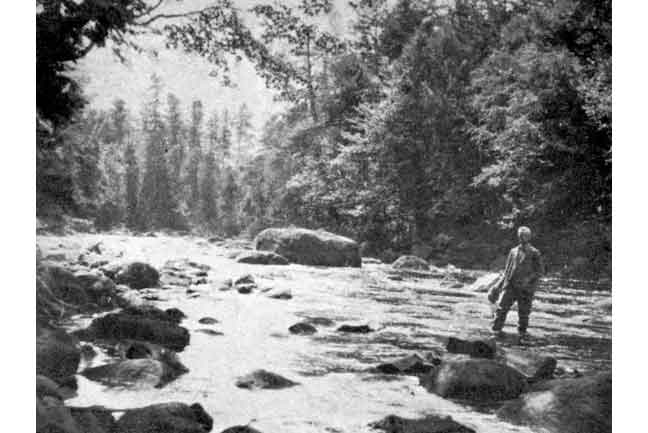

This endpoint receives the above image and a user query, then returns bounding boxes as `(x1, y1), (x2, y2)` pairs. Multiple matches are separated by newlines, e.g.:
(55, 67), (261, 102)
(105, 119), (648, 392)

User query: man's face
(519, 232), (531, 244)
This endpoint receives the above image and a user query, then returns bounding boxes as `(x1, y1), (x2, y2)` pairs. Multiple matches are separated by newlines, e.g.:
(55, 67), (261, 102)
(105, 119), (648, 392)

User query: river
(37, 233), (612, 433)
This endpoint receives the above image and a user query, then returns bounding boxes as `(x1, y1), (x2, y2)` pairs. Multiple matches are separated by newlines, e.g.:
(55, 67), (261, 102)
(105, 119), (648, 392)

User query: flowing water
(37, 234), (612, 433)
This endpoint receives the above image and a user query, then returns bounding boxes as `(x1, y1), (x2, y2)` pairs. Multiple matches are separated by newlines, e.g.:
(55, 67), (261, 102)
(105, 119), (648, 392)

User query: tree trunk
(306, 37), (318, 123)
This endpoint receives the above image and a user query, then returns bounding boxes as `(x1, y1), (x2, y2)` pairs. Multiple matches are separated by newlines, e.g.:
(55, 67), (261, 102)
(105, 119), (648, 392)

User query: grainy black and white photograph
(33, 1), (613, 432)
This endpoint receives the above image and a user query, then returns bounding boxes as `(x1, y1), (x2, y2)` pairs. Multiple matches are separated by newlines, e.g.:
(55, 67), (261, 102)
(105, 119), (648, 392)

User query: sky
(74, 0), (354, 134)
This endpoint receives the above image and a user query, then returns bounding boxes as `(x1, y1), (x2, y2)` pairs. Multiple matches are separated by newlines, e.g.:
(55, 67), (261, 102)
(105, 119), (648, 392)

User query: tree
(201, 147), (219, 231)
(219, 108), (233, 161)
(234, 103), (254, 164)
(166, 93), (185, 197)
(251, 0), (345, 122)
(124, 140), (140, 230)
(220, 168), (240, 236)
(139, 74), (177, 229)
(187, 100), (204, 210)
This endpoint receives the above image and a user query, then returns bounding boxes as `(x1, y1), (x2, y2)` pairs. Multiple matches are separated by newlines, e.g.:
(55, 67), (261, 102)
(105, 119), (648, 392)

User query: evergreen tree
(220, 108), (232, 161)
(234, 103), (254, 164)
(124, 140), (140, 230)
(201, 148), (219, 231)
(220, 168), (240, 236)
(139, 74), (177, 229)
(166, 93), (185, 197)
(187, 100), (204, 210)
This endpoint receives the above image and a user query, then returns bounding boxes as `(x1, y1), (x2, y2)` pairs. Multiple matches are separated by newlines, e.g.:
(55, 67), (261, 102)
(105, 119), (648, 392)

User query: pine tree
(124, 140), (140, 230)
(187, 100), (204, 210)
(201, 148), (219, 231)
(220, 108), (232, 161)
(166, 93), (184, 197)
(234, 103), (254, 164)
(220, 167), (240, 236)
(140, 74), (177, 229)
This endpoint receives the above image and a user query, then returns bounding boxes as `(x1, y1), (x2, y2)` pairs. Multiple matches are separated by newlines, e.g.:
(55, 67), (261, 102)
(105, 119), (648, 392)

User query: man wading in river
(489, 226), (544, 342)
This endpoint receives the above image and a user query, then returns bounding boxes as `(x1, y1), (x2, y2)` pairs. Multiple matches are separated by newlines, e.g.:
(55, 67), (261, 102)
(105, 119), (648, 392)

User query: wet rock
(216, 278), (233, 291)
(375, 354), (438, 375)
(208, 235), (224, 243)
(369, 414), (475, 433)
(37, 399), (115, 433)
(38, 265), (89, 306)
(221, 426), (263, 433)
(237, 283), (256, 294)
(289, 322), (317, 335)
(362, 257), (383, 264)
(266, 288), (292, 299)
(197, 329), (224, 336)
(445, 337), (496, 359)
(194, 270), (209, 277)
(36, 329), (81, 384)
(81, 355), (188, 388)
(497, 372), (611, 433)
(116, 402), (213, 433)
(236, 250), (290, 265)
(255, 227), (361, 267)
(198, 317), (219, 325)
(529, 357), (558, 382)
(80, 344), (97, 359)
(235, 369), (299, 390)
(78, 309), (190, 351)
(337, 324), (373, 334)
(306, 317), (335, 327)
(119, 305), (186, 324)
(124, 341), (154, 359)
(37, 375), (65, 401)
(419, 359), (528, 401)
(114, 262), (160, 290)
(234, 274), (256, 285)
(392, 255), (430, 271)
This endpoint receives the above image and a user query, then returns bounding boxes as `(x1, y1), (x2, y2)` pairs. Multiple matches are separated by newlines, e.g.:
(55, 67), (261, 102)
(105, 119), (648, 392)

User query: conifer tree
(124, 140), (140, 230)
(187, 100), (204, 210)
(220, 167), (240, 236)
(166, 93), (184, 197)
(140, 74), (176, 229)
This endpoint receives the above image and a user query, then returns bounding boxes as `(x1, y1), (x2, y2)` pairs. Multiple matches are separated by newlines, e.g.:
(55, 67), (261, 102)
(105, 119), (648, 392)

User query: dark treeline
(37, 0), (611, 278)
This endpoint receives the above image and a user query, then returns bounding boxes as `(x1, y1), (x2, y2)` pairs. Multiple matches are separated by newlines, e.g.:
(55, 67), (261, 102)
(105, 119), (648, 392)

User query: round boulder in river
(255, 227), (361, 267)
(419, 359), (528, 401)
(235, 369), (299, 390)
(116, 402), (213, 433)
(114, 261), (160, 290)
(391, 255), (430, 271)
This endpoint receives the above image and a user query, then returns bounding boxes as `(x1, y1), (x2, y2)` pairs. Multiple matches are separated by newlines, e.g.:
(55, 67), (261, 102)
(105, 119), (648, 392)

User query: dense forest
(36, 0), (611, 278)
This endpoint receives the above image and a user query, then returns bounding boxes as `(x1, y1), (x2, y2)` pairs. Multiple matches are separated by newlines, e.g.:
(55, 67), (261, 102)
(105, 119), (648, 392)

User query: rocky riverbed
(36, 232), (611, 433)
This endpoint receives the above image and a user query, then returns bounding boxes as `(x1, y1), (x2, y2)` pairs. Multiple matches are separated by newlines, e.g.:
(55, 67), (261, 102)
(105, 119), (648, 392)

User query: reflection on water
(38, 234), (610, 433)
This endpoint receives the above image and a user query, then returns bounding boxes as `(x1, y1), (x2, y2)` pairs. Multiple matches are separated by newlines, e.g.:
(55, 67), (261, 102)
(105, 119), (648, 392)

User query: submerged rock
(445, 337), (496, 359)
(306, 317), (335, 327)
(419, 359), (528, 402)
(198, 317), (219, 325)
(337, 324), (373, 333)
(237, 284), (256, 294)
(289, 322), (317, 335)
(36, 329), (81, 384)
(116, 402), (213, 433)
(236, 250), (290, 265)
(392, 255), (430, 271)
(497, 372), (611, 433)
(375, 354), (438, 375)
(221, 426), (263, 433)
(266, 288), (292, 299)
(114, 262), (160, 290)
(255, 227), (361, 267)
(235, 369), (299, 390)
(369, 414), (475, 433)
(81, 357), (188, 388)
(196, 329), (224, 336)
(234, 274), (256, 285)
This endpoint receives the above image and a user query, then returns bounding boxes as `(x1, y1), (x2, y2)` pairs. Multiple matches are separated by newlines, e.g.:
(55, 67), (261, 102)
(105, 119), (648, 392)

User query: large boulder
(235, 369), (299, 390)
(37, 400), (115, 433)
(255, 227), (361, 267)
(236, 250), (289, 265)
(36, 329), (81, 384)
(81, 357), (188, 388)
(114, 262), (160, 289)
(116, 402), (213, 433)
(369, 414), (474, 433)
(497, 372), (611, 433)
(77, 308), (190, 351)
(392, 255), (430, 271)
(419, 359), (528, 402)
